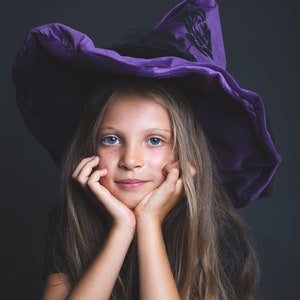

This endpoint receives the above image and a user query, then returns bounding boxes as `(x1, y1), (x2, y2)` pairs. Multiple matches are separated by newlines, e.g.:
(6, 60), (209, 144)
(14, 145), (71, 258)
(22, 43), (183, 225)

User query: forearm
(137, 217), (180, 300)
(66, 226), (134, 300)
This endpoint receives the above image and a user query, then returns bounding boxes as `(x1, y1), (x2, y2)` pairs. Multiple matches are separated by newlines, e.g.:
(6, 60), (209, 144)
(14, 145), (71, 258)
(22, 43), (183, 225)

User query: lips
(115, 179), (149, 189)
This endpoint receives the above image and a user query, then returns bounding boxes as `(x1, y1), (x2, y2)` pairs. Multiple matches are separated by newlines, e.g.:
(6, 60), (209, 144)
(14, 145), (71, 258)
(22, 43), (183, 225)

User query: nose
(118, 144), (144, 170)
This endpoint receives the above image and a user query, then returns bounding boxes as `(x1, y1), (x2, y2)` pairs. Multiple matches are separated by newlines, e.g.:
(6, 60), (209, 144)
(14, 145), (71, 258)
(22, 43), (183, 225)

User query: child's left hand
(134, 163), (183, 225)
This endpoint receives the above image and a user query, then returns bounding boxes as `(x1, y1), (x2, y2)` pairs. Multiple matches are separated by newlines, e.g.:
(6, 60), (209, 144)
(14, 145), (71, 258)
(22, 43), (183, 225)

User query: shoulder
(43, 273), (70, 300)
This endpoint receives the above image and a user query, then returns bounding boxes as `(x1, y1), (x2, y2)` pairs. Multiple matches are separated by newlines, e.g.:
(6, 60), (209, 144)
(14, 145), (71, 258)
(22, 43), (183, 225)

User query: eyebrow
(99, 127), (172, 134)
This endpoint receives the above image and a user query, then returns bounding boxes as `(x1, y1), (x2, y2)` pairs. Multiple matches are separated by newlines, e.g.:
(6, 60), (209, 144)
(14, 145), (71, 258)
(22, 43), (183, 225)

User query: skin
(43, 92), (184, 300)
(97, 93), (176, 209)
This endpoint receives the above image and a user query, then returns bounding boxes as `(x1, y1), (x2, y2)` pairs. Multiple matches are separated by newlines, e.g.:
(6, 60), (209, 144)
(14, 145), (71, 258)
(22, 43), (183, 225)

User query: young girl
(12, 1), (281, 299)
(42, 78), (259, 300)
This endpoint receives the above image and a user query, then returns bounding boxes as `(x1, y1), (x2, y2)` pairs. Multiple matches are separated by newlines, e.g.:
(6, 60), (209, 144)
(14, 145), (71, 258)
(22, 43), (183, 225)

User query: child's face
(97, 92), (175, 209)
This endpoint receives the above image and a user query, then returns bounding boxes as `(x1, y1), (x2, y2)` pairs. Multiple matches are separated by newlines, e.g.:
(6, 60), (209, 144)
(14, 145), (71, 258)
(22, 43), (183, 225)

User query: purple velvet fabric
(12, 0), (281, 207)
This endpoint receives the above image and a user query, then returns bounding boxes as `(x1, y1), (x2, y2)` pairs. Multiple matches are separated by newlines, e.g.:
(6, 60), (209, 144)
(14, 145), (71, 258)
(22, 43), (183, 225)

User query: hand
(72, 156), (136, 231)
(134, 163), (183, 225)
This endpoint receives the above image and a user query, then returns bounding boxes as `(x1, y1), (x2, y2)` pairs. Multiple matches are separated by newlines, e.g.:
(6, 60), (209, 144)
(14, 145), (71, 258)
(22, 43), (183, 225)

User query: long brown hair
(47, 77), (259, 299)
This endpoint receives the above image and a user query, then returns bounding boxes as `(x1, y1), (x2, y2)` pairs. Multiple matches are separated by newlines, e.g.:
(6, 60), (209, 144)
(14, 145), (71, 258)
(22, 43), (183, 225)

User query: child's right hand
(72, 156), (136, 231)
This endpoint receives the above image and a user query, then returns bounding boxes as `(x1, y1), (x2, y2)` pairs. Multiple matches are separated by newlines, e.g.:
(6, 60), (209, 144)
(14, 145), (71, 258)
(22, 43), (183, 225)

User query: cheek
(97, 154), (115, 189)
(98, 159), (109, 170)
(97, 149), (115, 170)
(149, 157), (167, 170)
(97, 158), (113, 189)
(99, 175), (110, 190)
(148, 150), (175, 174)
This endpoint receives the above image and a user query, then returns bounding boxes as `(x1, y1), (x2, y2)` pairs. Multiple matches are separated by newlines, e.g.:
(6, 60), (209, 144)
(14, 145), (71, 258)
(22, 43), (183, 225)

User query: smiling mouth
(115, 179), (149, 189)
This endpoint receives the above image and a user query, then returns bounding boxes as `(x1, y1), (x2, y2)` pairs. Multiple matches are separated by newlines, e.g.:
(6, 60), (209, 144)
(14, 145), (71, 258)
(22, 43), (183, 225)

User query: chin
(121, 198), (143, 209)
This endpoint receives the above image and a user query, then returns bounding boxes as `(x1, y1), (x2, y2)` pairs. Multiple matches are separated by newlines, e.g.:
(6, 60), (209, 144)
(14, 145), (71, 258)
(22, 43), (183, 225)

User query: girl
(12, 1), (281, 299)
(42, 79), (258, 300)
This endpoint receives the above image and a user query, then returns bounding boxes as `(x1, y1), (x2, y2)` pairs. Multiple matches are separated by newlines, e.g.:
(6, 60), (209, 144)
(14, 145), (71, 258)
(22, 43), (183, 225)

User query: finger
(87, 169), (120, 207)
(165, 166), (184, 199)
(165, 162), (196, 179)
(72, 156), (100, 186)
(158, 167), (181, 199)
(163, 161), (180, 177)
(165, 167), (181, 185)
(87, 169), (108, 194)
(87, 169), (111, 203)
(72, 156), (99, 179)
(87, 170), (136, 228)
(174, 177), (184, 198)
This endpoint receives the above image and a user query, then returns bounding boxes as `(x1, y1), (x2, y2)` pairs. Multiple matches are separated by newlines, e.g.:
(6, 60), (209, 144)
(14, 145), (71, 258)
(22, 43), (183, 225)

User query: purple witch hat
(12, 0), (281, 207)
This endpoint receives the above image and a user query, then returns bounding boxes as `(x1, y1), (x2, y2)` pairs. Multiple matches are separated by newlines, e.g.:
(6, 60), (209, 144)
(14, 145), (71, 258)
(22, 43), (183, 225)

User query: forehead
(100, 92), (171, 128)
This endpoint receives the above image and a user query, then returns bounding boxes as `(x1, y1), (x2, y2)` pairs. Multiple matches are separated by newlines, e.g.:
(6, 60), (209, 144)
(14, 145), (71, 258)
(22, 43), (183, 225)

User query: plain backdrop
(1, 0), (299, 299)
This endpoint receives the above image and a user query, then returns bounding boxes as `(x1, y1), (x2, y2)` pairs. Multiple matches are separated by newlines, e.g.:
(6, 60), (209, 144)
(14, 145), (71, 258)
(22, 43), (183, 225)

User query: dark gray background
(1, 0), (299, 299)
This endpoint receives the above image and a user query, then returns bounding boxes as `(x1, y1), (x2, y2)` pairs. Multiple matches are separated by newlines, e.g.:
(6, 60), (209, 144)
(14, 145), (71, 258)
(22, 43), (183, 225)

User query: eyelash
(147, 137), (163, 146)
(101, 136), (164, 146)
(102, 136), (120, 145)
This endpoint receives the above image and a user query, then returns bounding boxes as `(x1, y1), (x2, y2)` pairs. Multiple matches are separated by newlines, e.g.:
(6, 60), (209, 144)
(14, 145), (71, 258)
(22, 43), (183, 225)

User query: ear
(189, 163), (196, 177)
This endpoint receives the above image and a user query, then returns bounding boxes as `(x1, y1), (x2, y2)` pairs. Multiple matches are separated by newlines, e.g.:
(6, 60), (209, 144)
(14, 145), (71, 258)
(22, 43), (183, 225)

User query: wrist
(111, 219), (136, 237)
(135, 208), (164, 226)
(108, 226), (135, 246)
(136, 214), (162, 234)
(111, 208), (136, 230)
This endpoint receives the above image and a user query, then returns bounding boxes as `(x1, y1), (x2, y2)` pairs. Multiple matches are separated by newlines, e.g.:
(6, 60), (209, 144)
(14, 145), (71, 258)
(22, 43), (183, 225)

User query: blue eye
(148, 137), (163, 146)
(103, 136), (120, 145)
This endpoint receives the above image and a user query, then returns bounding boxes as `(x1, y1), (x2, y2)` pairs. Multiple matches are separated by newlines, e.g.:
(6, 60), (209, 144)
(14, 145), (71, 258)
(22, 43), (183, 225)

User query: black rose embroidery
(174, 8), (214, 60)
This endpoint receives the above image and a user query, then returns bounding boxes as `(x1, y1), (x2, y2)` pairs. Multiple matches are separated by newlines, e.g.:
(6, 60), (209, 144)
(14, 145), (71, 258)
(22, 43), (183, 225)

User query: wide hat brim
(12, 0), (281, 207)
